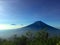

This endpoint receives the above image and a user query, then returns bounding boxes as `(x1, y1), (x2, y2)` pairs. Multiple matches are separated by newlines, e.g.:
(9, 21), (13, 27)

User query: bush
(0, 30), (60, 45)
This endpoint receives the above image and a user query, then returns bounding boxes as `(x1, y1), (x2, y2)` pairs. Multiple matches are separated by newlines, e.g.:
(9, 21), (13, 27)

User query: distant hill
(0, 21), (60, 38)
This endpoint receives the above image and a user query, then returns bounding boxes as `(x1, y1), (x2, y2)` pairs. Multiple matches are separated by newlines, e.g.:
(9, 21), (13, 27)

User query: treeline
(0, 31), (60, 45)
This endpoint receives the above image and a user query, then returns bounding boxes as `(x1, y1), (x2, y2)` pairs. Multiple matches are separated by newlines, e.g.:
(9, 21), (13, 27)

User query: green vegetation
(0, 30), (60, 45)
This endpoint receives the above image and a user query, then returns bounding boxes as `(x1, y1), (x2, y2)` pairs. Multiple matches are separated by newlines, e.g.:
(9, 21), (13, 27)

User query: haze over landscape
(0, 0), (60, 45)
(0, 0), (60, 30)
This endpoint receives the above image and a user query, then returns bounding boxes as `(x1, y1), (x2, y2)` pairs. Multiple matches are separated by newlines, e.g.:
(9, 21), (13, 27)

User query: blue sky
(0, 0), (60, 28)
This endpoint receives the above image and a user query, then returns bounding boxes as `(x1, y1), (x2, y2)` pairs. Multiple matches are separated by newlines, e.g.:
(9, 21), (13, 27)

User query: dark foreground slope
(0, 21), (60, 38)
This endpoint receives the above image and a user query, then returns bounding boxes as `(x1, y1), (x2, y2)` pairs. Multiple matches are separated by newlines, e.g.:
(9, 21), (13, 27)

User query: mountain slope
(0, 21), (60, 38)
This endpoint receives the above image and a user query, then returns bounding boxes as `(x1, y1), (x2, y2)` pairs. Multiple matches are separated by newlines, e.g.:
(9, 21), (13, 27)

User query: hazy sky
(0, 0), (60, 28)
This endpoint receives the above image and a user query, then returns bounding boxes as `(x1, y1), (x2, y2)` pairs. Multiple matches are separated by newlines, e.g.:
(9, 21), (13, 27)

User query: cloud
(0, 24), (23, 30)
(11, 24), (16, 25)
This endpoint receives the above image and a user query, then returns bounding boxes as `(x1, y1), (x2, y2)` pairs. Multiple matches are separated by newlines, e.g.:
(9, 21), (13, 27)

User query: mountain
(0, 21), (60, 38)
(18, 21), (60, 37)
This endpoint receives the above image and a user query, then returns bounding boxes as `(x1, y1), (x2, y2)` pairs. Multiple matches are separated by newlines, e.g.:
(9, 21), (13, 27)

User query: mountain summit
(33, 21), (46, 25)
(28, 21), (47, 28)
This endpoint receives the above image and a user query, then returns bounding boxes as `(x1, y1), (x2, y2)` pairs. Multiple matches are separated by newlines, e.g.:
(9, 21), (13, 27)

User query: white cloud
(0, 24), (23, 30)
